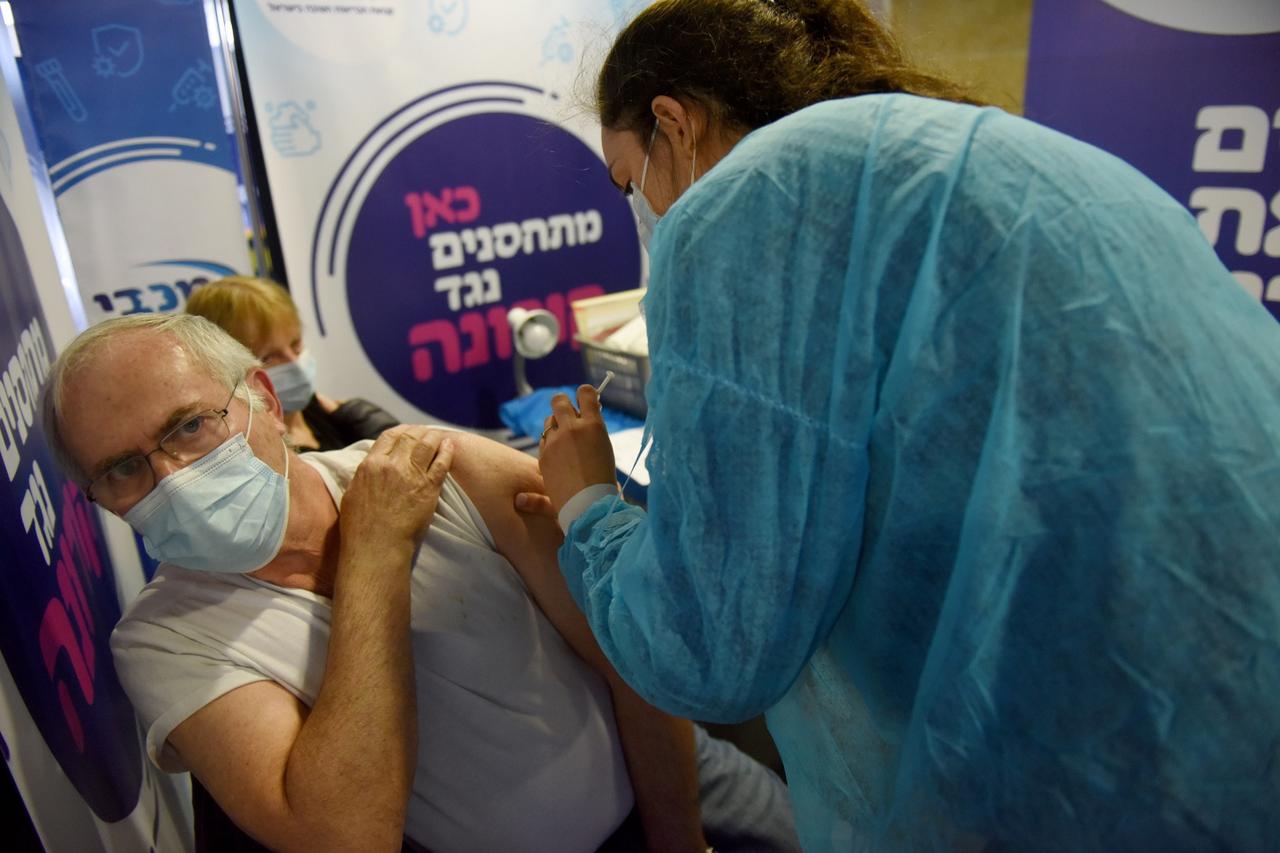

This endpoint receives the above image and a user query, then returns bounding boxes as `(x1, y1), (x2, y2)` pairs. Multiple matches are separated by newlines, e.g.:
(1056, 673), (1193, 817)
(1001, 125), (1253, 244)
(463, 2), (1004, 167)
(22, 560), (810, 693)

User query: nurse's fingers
(550, 392), (579, 427)
(514, 491), (556, 516)
(576, 384), (604, 423)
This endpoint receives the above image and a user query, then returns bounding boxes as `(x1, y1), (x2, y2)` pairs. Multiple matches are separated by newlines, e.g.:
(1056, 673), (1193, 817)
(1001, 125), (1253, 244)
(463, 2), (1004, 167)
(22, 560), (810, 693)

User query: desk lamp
(507, 307), (560, 396)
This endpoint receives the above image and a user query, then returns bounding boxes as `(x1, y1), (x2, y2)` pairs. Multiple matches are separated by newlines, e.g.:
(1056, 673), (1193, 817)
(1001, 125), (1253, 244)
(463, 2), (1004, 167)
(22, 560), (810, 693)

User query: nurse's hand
(534, 384), (618, 513)
(512, 470), (556, 517)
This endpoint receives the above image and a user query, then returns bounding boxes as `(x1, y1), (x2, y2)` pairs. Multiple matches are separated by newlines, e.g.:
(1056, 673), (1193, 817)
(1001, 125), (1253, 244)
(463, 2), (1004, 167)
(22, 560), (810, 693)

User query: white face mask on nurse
(601, 96), (744, 250)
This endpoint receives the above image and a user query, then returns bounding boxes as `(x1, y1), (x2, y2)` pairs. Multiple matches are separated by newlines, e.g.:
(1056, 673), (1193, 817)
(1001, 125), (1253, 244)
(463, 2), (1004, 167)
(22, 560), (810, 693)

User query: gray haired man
(43, 314), (797, 852)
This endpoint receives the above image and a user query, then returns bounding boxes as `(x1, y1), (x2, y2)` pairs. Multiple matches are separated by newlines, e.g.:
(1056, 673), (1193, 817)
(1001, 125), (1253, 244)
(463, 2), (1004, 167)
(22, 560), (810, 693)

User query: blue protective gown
(560, 95), (1280, 851)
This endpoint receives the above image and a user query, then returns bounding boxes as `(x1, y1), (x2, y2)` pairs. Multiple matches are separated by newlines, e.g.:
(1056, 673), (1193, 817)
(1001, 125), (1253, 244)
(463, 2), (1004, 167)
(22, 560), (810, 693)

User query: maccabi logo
(87, 259), (236, 320)
(0, 197), (142, 821)
(311, 82), (642, 428)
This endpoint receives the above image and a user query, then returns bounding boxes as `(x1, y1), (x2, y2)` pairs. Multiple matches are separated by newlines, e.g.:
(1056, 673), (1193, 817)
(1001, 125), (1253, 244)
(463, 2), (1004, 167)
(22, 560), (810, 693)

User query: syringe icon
(35, 59), (88, 123)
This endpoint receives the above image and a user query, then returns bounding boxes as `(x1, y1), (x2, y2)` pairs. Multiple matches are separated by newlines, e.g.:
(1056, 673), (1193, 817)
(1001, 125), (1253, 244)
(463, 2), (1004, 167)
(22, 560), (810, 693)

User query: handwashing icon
(268, 101), (322, 157)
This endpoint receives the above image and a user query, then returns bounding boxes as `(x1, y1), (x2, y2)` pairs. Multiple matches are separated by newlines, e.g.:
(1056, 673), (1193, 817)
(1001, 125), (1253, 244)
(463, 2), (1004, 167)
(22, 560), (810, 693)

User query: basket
(577, 338), (650, 418)
(572, 288), (649, 417)
(570, 288), (645, 340)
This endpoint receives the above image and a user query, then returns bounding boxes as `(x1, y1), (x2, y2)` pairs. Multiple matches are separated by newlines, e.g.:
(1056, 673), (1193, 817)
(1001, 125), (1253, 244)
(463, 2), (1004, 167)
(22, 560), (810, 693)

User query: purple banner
(307, 83), (642, 429)
(342, 110), (635, 427)
(0, 192), (141, 821)
(1025, 0), (1280, 320)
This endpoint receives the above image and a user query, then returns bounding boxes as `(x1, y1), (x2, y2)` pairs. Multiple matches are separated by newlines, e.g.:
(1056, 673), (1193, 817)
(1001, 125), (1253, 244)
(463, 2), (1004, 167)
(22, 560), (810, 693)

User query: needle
(541, 371), (618, 442)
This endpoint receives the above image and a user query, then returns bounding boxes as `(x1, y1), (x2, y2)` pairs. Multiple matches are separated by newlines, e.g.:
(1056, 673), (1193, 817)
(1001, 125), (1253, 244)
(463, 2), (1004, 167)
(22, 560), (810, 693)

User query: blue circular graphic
(345, 110), (641, 427)
(0, 196), (141, 820)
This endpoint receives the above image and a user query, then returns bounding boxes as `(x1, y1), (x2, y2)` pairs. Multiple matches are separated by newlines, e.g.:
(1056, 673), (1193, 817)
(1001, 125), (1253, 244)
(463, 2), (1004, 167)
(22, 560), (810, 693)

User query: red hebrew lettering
(63, 483), (102, 578)
(567, 284), (606, 306)
(487, 307), (513, 361)
(408, 320), (462, 382)
(39, 598), (95, 704)
(57, 542), (96, 674)
(459, 312), (490, 369)
(405, 192), (427, 239)
(543, 293), (568, 345)
(410, 286), (619, 380)
(453, 186), (481, 223)
(40, 598), (94, 751)
(408, 188), (483, 237)
(422, 188), (456, 229)
(567, 285), (607, 349)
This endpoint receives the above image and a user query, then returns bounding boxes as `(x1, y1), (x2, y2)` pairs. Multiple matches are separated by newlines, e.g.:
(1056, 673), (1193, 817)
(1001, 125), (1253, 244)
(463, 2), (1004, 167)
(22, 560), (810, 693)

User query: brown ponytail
(596, 0), (979, 137)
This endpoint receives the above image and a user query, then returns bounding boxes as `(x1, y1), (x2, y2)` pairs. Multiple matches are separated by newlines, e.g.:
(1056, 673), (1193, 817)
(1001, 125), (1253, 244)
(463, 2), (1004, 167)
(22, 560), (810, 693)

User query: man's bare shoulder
(443, 430), (540, 492)
(435, 431), (557, 563)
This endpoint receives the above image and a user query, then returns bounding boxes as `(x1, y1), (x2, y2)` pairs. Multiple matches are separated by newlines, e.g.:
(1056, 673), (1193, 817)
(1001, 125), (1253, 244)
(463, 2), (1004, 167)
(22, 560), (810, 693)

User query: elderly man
(42, 314), (797, 852)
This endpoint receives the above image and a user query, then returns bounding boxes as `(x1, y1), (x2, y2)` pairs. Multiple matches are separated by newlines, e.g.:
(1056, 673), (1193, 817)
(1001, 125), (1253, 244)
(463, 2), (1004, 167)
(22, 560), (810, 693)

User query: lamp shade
(507, 307), (560, 359)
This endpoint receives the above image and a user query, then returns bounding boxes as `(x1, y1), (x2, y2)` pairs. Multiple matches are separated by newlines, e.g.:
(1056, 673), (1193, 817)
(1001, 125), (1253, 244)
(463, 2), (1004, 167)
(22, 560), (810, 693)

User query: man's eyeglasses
(86, 382), (241, 508)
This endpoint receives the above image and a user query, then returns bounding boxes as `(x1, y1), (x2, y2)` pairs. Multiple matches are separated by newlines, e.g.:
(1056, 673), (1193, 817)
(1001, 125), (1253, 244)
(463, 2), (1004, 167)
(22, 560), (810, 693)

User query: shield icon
(90, 25), (144, 78)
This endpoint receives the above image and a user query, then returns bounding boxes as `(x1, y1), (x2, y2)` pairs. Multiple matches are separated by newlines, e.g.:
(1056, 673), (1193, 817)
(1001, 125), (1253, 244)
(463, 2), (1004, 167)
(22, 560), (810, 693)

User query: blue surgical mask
(265, 348), (317, 413)
(124, 404), (290, 573)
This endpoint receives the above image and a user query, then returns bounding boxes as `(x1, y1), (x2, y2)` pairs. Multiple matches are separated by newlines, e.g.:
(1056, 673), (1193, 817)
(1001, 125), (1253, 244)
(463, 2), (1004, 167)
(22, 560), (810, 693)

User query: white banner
(235, 0), (648, 428)
(10, 0), (249, 324)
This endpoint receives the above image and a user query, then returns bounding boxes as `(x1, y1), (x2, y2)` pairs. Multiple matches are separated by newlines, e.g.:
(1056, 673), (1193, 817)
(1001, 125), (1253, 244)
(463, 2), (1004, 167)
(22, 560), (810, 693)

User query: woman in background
(186, 275), (399, 452)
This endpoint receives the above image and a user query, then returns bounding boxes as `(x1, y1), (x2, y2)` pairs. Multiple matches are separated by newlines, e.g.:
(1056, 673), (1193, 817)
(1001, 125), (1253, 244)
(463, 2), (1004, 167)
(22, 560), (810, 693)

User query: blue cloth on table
(558, 94), (1280, 851)
(500, 386), (645, 438)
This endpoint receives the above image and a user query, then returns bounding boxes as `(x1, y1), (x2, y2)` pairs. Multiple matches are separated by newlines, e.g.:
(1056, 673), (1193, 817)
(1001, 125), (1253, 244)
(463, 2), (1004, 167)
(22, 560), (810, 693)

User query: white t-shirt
(111, 442), (633, 852)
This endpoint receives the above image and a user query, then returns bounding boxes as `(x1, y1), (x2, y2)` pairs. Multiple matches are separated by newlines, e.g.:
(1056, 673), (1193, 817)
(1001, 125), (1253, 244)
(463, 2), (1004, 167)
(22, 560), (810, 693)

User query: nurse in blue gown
(532, 1), (1280, 849)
